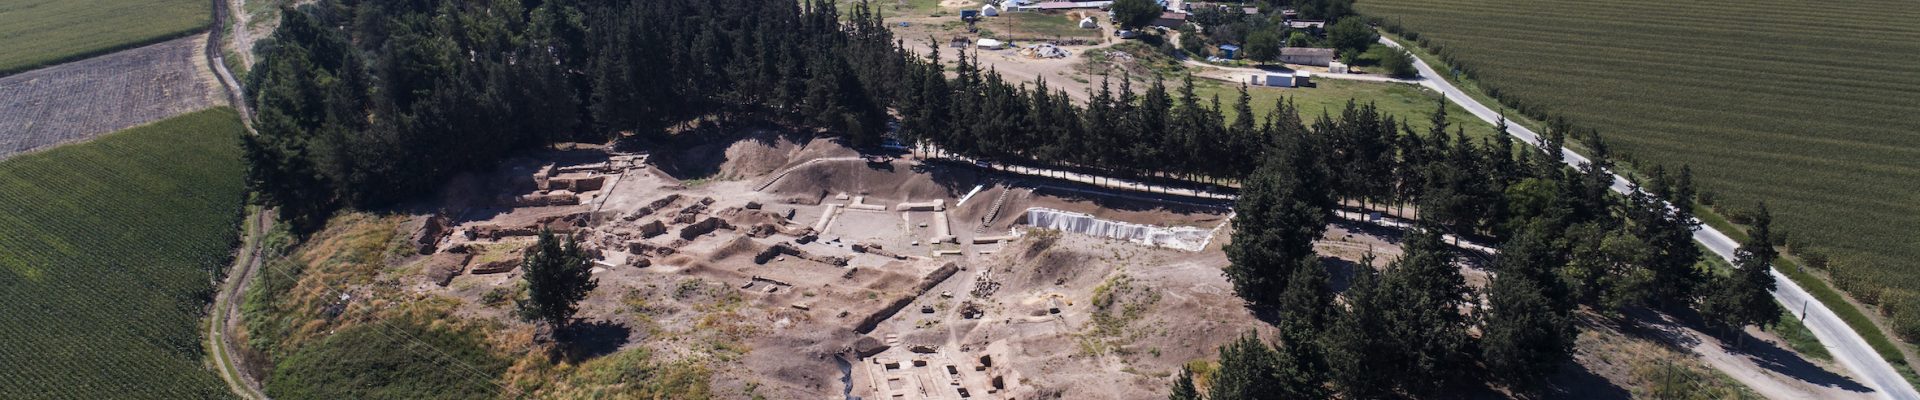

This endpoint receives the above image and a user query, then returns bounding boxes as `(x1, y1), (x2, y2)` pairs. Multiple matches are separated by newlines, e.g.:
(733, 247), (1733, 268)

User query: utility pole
(1801, 299), (1810, 321)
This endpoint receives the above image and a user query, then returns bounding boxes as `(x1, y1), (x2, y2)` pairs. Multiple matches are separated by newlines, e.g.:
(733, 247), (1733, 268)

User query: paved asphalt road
(1378, 36), (1919, 400)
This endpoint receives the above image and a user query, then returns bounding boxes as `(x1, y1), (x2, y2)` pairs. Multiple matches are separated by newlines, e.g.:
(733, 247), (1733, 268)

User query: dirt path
(207, 210), (271, 400)
(205, 1), (266, 398)
(1633, 311), (1877, 400)
(225, 0), (258, 68)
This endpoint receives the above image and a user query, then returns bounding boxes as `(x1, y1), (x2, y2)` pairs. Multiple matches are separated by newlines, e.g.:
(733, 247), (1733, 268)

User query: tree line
(245, 0), (908, 231)
(1190, 99), (1785, 398)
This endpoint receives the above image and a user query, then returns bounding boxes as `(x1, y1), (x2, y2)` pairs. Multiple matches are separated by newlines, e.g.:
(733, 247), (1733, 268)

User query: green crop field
(0, 108), (247, 399)
(1356, 0), (1920, 340)
(0, 0), (210, 75)
(1190, 78), (1495, 135)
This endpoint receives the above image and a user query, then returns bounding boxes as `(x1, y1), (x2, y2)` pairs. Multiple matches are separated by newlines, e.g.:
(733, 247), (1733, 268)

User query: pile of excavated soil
(652, 128), (857, 180)
(763, 160), (982, 204)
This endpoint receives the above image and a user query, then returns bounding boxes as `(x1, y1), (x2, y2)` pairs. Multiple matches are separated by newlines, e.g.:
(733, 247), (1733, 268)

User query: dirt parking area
(0, 34), (220, 160)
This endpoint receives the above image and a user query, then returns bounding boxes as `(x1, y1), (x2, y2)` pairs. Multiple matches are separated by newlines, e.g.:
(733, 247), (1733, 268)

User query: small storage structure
(982, 4), (1000, 16)
(1217, 44), (1240, 59)
(1265, 73), (1295, 87)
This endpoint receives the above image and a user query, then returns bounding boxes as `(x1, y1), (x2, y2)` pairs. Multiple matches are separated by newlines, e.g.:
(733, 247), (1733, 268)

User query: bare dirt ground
(0, 34), (220, 160)
(893, 13), (1120, 103)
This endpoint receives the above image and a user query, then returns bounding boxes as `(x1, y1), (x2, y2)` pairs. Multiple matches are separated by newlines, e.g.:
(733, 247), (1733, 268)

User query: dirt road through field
(208, 211), (270, 400)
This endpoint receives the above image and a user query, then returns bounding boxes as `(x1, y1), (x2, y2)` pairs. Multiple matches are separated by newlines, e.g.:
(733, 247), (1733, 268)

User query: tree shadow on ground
(1622, 307), (1871, 394)
(1543, 354), (1633, 399)
(556, 320), (632, 363)
(1733, 328), (1872, 393)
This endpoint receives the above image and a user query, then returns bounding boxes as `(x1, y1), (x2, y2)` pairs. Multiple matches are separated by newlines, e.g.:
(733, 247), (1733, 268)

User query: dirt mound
(859, 267), (920, 291)
(763, 160), (981, 204)
(707, 236), (763, 262)
(651, 128), (856, 180)
(1001, 238), (1099, 290)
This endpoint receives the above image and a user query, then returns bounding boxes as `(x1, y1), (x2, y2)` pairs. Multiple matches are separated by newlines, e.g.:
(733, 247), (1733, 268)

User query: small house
(1278, 47), (1335, 66)
(1218, 44), (1240, 59)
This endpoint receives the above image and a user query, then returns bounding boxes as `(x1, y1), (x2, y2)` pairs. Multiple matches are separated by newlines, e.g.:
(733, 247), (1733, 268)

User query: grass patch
(265, 320), (508, 400)
(0, 0), (210, 75)
(1360, 0), (1920, 358)
(1774, 309), (1834, 363)
(1188, 77), (1496, 136)
(0, 108), (248, 399)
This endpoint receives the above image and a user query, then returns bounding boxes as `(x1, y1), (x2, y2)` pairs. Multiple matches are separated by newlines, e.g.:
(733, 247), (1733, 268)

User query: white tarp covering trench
(1021, 207), (1215, 251)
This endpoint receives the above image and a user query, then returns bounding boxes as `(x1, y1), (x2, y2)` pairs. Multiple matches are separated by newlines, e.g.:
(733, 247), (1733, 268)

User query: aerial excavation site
(384, 130), (1282, 398)
(9, 0), (1918, 398)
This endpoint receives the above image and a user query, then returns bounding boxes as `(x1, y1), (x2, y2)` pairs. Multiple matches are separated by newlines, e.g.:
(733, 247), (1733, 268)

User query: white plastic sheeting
(1021, 207), (1214, 251)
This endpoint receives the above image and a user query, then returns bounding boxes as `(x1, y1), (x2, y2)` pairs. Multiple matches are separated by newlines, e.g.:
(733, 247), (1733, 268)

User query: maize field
(0, 108), (246, 399)
(1358, 0), (1920, 341)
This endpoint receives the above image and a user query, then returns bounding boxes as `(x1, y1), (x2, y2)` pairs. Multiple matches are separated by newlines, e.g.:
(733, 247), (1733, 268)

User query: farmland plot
(1357, 0), (1920, 338)
(0, 108), (246, 399)
(0, 34), (220, 161)
(0, 0), (209, 75)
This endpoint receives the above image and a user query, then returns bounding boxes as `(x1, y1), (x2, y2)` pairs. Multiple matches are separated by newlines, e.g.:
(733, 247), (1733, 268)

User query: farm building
(1279, 47), (1335, 66)
(1152, 12), (1188, 28)
(1261, 72), (1312, 87)
(977, 38), (1006, 49)
(1217, 44), (1240, 59)
(1286, 20), (1326, 30)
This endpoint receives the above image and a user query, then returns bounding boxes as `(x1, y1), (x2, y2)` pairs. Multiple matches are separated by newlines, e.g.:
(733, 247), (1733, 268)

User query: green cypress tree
(1208, 333), (1280, 400)
(518, 230), (600, 337)
(1169, 365), (1202, 400)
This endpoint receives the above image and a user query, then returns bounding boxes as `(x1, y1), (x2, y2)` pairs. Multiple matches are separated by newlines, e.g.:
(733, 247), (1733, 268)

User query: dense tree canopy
(249, 0), (904, 231)
(1113, 0), (1166, 30)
